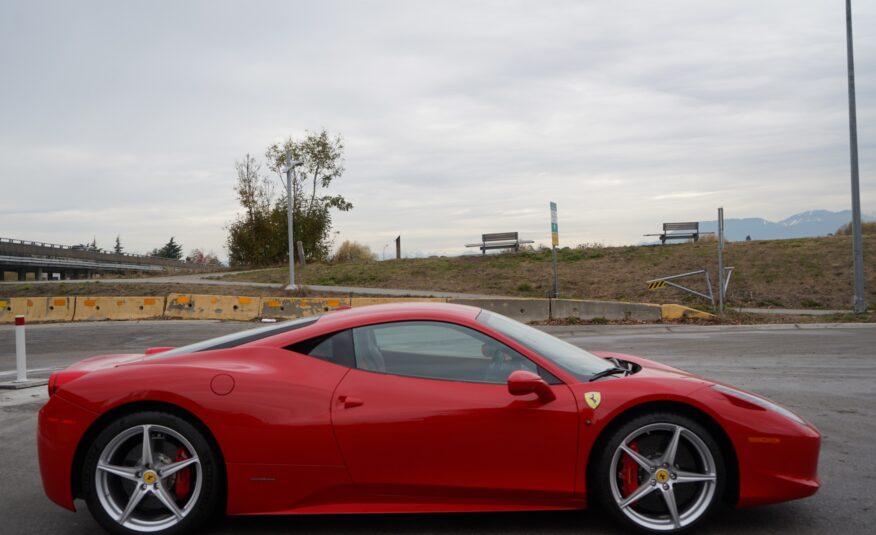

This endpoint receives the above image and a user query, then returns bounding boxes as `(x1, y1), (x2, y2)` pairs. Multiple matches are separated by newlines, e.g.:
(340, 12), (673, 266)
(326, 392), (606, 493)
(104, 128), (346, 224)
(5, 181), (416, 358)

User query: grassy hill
(218, 235), (876, 310)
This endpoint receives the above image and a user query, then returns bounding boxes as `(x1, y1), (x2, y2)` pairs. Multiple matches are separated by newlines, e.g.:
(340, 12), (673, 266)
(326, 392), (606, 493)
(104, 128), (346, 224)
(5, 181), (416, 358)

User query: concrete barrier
(1, 297), (29, 323)
(551, 299), (662, 321)
(165, 294), (262, 321)
(45, 297), (76, 322)
(0, 297), (76, 323)
(350, 297), (448, 307)
(447, 298), (551, 322)
(262, 297), (350, 318)
(73, 296), (166, 321)
(1, 297), (43, 323)
(660, 304), (715, 320)
(3, 293), (715, 324)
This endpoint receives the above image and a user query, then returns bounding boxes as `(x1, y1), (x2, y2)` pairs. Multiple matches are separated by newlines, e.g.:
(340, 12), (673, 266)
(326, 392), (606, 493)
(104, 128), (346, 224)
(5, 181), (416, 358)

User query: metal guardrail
(0, 254), (163, 272)
(0, 237), (160, 260)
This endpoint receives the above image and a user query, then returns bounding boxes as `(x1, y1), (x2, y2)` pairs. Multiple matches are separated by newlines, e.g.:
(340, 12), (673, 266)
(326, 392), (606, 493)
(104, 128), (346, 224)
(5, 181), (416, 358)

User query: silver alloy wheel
(609, 423), (717, 532)
(94, 424), (203, 533)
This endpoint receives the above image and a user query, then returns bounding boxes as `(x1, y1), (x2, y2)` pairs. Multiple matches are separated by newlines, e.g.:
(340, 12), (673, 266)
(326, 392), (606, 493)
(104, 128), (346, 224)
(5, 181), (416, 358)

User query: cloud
(653, 191), (721, 201)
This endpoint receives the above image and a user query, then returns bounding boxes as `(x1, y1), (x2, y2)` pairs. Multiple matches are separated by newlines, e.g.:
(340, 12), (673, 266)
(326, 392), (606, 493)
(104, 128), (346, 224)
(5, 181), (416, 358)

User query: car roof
(314, 301), (482, 328)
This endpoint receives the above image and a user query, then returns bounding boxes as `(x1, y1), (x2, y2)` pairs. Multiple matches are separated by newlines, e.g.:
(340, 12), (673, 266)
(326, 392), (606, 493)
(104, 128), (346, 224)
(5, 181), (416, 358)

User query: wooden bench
(465, 232), (534, 254)
(645, 222), (700, 244)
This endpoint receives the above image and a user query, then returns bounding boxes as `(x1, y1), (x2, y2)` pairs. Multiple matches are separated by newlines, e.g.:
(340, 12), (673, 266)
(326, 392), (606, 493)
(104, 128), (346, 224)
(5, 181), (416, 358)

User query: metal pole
(846, 0), (866, 313)
(285, 152), (296, 290)
(704, 269), (715, 306)
(14, 315), (26, 382)
(550, 201), (560, 298)
(717, 207), (725, 314)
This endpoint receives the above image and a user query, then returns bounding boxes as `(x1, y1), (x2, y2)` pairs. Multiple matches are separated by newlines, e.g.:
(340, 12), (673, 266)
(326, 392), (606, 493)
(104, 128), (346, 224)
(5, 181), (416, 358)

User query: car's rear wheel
(594, 412), (725, 533)
(82, 411), (221, 535)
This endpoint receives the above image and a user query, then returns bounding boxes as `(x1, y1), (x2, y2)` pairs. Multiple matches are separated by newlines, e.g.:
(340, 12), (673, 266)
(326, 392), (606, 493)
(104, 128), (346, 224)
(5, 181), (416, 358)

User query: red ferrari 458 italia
(38, 303), (820, 534)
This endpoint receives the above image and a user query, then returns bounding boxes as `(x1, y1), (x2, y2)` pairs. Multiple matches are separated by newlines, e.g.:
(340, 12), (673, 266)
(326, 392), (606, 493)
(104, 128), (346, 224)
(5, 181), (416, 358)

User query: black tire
(81, 411), (222, 535)
(593, 412), (725, 534)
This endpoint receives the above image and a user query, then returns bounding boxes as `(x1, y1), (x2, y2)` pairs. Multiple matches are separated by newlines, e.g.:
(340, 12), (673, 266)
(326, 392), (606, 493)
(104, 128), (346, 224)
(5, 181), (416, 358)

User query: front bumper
(691, 386), (822, 508)
(735, 427), (821, 507)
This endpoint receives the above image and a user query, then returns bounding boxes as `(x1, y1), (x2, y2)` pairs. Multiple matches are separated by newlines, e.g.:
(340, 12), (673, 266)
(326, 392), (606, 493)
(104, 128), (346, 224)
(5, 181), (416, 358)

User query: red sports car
(38, 303), (820, 534)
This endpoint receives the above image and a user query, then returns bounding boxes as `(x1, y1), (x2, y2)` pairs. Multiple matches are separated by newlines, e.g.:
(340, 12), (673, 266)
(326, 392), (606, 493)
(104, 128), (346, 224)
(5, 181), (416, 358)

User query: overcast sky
(1, 0), (873, 260)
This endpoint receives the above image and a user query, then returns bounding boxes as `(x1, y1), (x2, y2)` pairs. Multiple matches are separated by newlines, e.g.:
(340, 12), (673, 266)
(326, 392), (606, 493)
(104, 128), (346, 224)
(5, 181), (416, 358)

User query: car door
(331, 320), (579, 502)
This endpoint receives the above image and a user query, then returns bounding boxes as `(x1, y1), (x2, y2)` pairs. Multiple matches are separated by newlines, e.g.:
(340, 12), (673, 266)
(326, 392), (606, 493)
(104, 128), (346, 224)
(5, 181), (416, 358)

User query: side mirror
(145, 347), (174, 355)
(507, 370), (556, 402)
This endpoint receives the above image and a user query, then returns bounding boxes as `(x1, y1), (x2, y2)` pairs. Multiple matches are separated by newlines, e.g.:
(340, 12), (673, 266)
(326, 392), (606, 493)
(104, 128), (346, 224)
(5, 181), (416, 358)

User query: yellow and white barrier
(261, 297), (350, 318)
(73, 296), (165, 321)
(164, 294), (262, 321)
(0, 297), (75, 323)
(660, 304), (715, 320)
(3, 293), (716, 324)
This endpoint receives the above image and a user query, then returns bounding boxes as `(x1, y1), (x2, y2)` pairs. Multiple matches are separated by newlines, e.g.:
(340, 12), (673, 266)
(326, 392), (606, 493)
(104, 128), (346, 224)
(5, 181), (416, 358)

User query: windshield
(477, 310), (613, 380)
(155, 316), (319, 358)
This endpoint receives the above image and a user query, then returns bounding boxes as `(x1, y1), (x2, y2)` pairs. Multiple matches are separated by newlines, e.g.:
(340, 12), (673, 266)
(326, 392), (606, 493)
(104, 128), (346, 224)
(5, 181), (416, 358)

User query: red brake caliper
(174, 447), (191, 500)
(620, 441), (641, 499)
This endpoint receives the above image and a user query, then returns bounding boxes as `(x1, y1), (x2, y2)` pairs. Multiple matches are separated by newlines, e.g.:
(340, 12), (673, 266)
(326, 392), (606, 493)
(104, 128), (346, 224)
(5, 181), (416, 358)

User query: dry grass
(218, 235), (876, 310)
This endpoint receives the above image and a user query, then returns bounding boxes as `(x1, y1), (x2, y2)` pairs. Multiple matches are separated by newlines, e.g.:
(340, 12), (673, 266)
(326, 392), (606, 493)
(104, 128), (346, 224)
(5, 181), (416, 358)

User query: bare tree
(234, 154), (274, 226)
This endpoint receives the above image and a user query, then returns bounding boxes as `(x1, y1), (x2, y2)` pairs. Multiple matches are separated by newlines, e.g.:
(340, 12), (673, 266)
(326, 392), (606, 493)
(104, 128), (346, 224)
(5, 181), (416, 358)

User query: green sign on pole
(549, 201), (559, 298)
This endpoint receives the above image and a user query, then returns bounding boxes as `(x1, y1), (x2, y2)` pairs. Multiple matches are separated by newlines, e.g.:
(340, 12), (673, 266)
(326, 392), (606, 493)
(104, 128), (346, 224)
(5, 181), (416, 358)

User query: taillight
(47, 370), (89, 397)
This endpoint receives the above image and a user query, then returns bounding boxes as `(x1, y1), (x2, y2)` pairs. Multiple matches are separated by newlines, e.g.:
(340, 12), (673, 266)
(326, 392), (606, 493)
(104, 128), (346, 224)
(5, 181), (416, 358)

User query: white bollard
(14, 315), (27, 383)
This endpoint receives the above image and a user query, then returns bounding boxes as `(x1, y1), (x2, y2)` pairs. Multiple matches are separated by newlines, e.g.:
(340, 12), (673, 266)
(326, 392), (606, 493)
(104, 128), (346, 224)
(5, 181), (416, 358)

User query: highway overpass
(0, 237), (198, 280)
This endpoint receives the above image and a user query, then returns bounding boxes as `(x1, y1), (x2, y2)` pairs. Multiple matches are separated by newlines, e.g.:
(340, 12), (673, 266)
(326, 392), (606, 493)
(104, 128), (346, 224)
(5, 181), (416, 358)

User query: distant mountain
(699, 210), (875, 241)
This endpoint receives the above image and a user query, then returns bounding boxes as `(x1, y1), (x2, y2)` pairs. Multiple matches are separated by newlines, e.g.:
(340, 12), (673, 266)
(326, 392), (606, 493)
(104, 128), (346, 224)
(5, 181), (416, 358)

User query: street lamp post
(282, 152), (304, 290)
(845, 0), (866, 313)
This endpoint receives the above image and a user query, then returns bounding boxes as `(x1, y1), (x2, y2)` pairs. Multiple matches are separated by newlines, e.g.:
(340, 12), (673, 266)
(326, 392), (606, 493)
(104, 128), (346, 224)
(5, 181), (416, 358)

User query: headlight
(711, 384), (808, 426)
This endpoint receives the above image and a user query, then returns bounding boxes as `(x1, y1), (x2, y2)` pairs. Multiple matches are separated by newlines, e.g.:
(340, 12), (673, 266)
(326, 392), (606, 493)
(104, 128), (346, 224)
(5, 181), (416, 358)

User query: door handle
(339, 395), (364, 409)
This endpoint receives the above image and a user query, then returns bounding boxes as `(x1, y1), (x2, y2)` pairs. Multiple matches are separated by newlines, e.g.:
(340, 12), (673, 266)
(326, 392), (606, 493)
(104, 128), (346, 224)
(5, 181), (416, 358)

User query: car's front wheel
(81, 411), (222, 535)
(594, 412), (725, 533)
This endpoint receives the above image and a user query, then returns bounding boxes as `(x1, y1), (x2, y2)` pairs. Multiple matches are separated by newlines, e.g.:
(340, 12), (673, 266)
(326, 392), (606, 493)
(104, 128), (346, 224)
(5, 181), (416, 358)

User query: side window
(288, 329), (355, 368)
(352, 321), (537, 384)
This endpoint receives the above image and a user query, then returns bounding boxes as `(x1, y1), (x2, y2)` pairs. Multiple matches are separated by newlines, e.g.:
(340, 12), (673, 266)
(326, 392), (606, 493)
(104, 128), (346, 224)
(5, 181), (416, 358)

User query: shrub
(800, 298), (823, 309)
(835, 221), (876, 235)
(332, 241), (377, 263)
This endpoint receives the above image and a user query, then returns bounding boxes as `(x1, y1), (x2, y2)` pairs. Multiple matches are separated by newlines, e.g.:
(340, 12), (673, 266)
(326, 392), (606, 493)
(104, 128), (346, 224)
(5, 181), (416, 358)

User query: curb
(0, 378), (49, 390)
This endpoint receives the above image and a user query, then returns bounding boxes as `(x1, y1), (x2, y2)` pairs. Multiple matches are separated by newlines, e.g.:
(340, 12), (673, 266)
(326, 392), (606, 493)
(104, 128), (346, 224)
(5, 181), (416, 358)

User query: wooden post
(296, 241), (306, 266)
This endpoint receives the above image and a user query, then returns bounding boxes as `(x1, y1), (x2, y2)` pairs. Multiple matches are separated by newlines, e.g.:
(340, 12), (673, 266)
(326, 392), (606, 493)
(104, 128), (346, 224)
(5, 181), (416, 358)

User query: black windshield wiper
(588, 367), (628, 382)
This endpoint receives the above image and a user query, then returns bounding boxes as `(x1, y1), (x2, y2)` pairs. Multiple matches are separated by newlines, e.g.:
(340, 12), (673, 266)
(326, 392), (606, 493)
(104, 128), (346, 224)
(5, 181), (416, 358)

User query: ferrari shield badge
(584, 391), (602, 409)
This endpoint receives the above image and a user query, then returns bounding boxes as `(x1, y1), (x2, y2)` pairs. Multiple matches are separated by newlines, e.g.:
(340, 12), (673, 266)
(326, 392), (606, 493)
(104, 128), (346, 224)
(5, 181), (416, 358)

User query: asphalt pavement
(1, 321), (874, 534)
